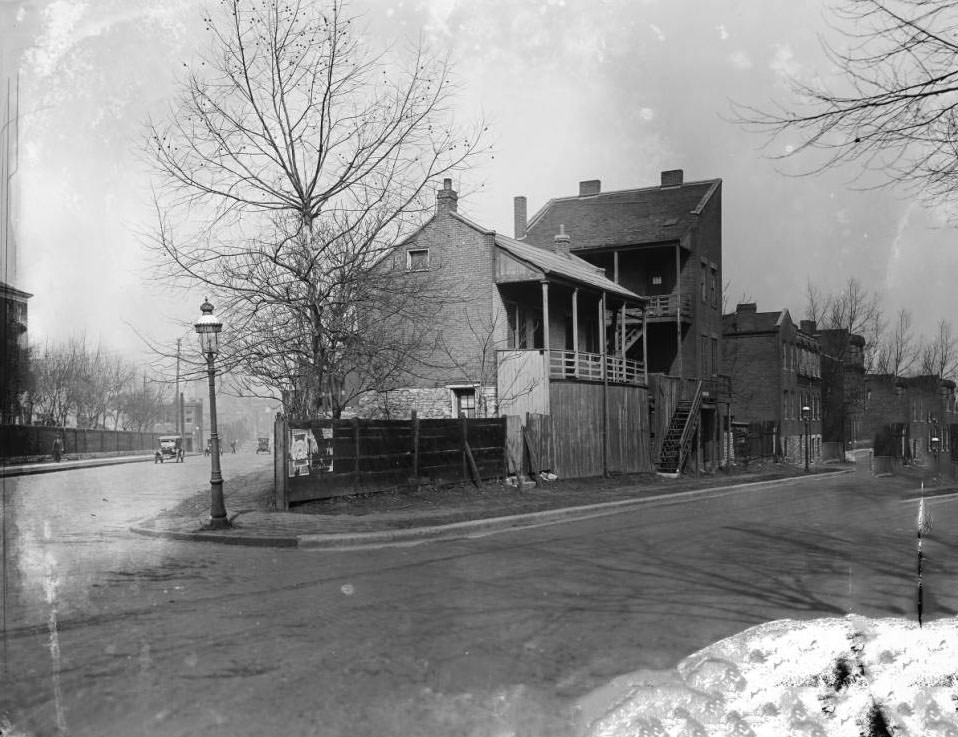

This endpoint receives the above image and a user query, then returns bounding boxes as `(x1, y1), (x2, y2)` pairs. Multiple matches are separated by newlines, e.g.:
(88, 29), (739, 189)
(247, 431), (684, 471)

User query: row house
(518, 170), (728, 473)
(722, 304), (822, 463)
(816, 328), (867, 453)
(862, 374), (958, 466)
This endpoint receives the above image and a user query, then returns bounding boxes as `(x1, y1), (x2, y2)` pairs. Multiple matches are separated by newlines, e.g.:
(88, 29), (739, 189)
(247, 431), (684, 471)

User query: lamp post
(801, 405), (811, 473)
(931, 430), (941, 476)
(195, 298), (229, 529)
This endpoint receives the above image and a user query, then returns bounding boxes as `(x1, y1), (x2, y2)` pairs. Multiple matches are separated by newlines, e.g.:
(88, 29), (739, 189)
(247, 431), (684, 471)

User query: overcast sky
(4, 0), (957, 363)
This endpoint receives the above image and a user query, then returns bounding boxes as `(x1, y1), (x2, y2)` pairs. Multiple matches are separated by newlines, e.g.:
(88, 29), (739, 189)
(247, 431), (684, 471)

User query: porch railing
(548, 349), (645, 386)
(646, 293), (692, 320)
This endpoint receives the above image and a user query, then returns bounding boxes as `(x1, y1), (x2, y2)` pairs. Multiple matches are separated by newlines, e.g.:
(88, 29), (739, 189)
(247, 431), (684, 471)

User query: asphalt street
(2, 463), (954, 737)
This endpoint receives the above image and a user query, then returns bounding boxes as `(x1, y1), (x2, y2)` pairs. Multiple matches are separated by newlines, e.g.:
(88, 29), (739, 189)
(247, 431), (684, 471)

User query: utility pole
(176, 338), (182, 438)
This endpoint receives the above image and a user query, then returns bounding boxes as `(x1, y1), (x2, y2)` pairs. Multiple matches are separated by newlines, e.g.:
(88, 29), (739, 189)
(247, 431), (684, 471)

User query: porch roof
(494, 233), (644, 303)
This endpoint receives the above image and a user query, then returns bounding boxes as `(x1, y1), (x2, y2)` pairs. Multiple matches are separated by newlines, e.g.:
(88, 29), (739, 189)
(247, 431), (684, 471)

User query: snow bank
(579, 615), (958, 737)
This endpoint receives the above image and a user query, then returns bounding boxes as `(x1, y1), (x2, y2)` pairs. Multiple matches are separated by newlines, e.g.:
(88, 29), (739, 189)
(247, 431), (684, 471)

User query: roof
(723, 308), (789, 335)
(0, 281), (33, 300)
(524, 178), (721, 251)
(494, 233), (643, 303)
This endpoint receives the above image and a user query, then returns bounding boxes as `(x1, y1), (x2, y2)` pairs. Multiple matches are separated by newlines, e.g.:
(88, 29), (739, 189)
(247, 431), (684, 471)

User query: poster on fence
(311, 426), (334, 473)
(288, 429), (311, 477)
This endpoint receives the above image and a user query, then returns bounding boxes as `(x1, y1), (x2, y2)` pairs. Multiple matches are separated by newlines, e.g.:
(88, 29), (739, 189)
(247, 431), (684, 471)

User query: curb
(130, 470), (853, 550)
(2, 454), (157, 478)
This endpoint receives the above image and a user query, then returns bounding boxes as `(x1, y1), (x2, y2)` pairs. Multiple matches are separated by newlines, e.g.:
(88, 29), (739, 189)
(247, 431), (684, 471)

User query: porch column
(620, 302), (626, 363)
(600, 292), (609, 477)
(613, 250), (619, 283)
(541, 281), (550, 353)
(642, 305), (649, 385)
(675, 244), (683, 380)
(571, 288), (579, 376)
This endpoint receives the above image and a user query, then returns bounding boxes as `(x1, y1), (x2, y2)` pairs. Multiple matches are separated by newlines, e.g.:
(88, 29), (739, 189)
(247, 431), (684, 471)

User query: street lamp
(801, 405), (811, 473)
(931, 433), (941, 476)
(195, 298), (229, 529)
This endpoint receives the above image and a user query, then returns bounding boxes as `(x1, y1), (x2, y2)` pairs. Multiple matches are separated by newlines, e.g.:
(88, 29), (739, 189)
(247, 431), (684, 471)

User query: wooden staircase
(610, 307), (645, 355)
(656, 380), (703, 476)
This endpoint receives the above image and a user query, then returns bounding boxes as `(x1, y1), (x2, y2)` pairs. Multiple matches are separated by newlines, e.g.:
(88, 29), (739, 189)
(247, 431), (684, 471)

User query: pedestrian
(231, 440), (236, 454)
(52, 434), (63, 462)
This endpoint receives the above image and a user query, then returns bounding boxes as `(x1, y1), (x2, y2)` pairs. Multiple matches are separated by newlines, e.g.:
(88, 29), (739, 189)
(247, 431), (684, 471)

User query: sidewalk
(131, 465), (855, 550)
(1, 453), (157, 477)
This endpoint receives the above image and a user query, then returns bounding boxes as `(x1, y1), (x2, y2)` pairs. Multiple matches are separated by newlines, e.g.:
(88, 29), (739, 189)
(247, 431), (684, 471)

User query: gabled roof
(524, 178), (721, 251)
(495, 233), (643, 303)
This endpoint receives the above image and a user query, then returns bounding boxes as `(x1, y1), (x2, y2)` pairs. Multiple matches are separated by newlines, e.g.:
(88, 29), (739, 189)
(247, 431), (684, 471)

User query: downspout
(675, 243), (682, 380)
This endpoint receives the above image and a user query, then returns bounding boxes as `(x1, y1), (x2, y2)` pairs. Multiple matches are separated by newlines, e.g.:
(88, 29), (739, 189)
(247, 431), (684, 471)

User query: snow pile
(581, 616), (958, 736)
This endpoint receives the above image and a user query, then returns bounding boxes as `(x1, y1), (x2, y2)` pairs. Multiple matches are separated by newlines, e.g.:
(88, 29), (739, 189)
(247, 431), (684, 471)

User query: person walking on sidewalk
(52, 434), (64, 462)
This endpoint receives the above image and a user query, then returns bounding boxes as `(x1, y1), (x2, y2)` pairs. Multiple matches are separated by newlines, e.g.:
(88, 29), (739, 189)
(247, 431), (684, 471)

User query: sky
(4, 0), (958, 365)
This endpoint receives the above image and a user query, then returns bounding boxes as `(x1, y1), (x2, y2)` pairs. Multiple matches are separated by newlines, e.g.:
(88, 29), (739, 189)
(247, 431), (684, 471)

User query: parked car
(155, 436), (185, 463)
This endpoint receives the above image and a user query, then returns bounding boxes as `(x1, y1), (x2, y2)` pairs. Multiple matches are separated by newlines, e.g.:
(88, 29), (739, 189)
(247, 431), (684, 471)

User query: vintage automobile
(256, 436), (271, 454)
(155, 435), (185, 463)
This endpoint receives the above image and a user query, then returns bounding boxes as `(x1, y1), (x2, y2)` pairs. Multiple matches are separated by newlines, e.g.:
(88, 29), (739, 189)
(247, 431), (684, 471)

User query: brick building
(1, 280), (32, 424)
(863, 374), (957, 465)
(722, 304), (822, 464)
(519, 170), (728, 472)
(354, 178), (647, 422)
(816, 328), (866, 452)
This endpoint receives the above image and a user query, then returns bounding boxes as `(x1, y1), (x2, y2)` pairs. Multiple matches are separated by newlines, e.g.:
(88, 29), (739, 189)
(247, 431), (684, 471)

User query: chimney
(554, 224), (571, 255)
(514, 196), (527, 239)
(800, 319), (817, 334)
(736, 302), (757, 314)
(661, 169), (684, 187)
(579, 180), (601, 196)
(436, 178), (458, 215)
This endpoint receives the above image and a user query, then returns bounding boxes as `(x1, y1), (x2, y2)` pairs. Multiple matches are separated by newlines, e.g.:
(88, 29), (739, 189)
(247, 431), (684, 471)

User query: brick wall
(723, 331), (780, 425)
(347, 385), (498, 420)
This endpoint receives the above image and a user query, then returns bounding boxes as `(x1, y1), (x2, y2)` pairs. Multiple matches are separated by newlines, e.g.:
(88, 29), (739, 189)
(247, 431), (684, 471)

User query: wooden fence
(0, 424), (161, 458)
(274, 414), (507, 507)
(522, 381), (651, 479)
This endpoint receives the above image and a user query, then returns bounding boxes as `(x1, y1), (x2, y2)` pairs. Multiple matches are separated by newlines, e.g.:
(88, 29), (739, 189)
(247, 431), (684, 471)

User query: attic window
(406, 248), (430, 271)
(652, 275), (663, 286)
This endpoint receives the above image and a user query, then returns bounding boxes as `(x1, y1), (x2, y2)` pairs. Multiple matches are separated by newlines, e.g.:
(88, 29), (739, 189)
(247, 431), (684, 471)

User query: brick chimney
(736, 303), (757, 314)
(800, 319), (817, 334)
(436, 178), (458, 215)
(579, 180), (601, 196)
(514, 196), (527, 239)
(661, 169), (684, 187)
(554, 224), (571, 255)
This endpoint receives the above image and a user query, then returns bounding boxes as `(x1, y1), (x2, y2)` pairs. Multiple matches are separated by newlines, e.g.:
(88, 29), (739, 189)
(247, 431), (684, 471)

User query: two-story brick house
(816, 328), (867, 453)
(863, 373), (957, 466)
(518, 170), (728, 473)
(352, 178), (652, 477)
(722, 304), (823, 464)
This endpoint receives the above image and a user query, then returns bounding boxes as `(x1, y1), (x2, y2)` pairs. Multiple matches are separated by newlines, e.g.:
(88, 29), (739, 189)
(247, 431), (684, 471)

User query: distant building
(722, 303), (822, 463)
(816, 328), (866, 451)
(862, 374), (957, 464)
(1, 280), (32, 424)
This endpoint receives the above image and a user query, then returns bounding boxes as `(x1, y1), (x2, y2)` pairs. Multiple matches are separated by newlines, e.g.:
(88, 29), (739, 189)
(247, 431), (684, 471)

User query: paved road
(2, 467), (955, 737)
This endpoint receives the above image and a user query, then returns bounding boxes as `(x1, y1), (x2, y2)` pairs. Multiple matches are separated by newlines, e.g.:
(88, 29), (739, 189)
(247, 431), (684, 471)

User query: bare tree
(804, 277), (884, 371)
(146, 0), (487, 416)
(919, 319), (958, 380)
(874, 307), (919, 376)
(735, 0), (958, 209)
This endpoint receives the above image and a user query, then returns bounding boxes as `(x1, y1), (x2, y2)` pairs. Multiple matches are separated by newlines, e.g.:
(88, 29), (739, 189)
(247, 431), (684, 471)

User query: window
(709, 267), (718, 307)
(406, 248), (429, 270)
(700, 263), (708, 302)
(711, 337), (718, 376)
(453, 388), (476, 418)
(651, 275), (663, 286)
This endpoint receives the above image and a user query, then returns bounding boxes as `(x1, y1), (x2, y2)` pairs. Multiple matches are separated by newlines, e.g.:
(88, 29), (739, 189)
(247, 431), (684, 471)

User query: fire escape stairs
(656, 380), (703, 477)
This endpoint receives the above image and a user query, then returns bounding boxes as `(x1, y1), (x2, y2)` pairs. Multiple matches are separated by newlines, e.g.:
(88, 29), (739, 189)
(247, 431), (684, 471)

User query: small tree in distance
(146, 0), (489, 417)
